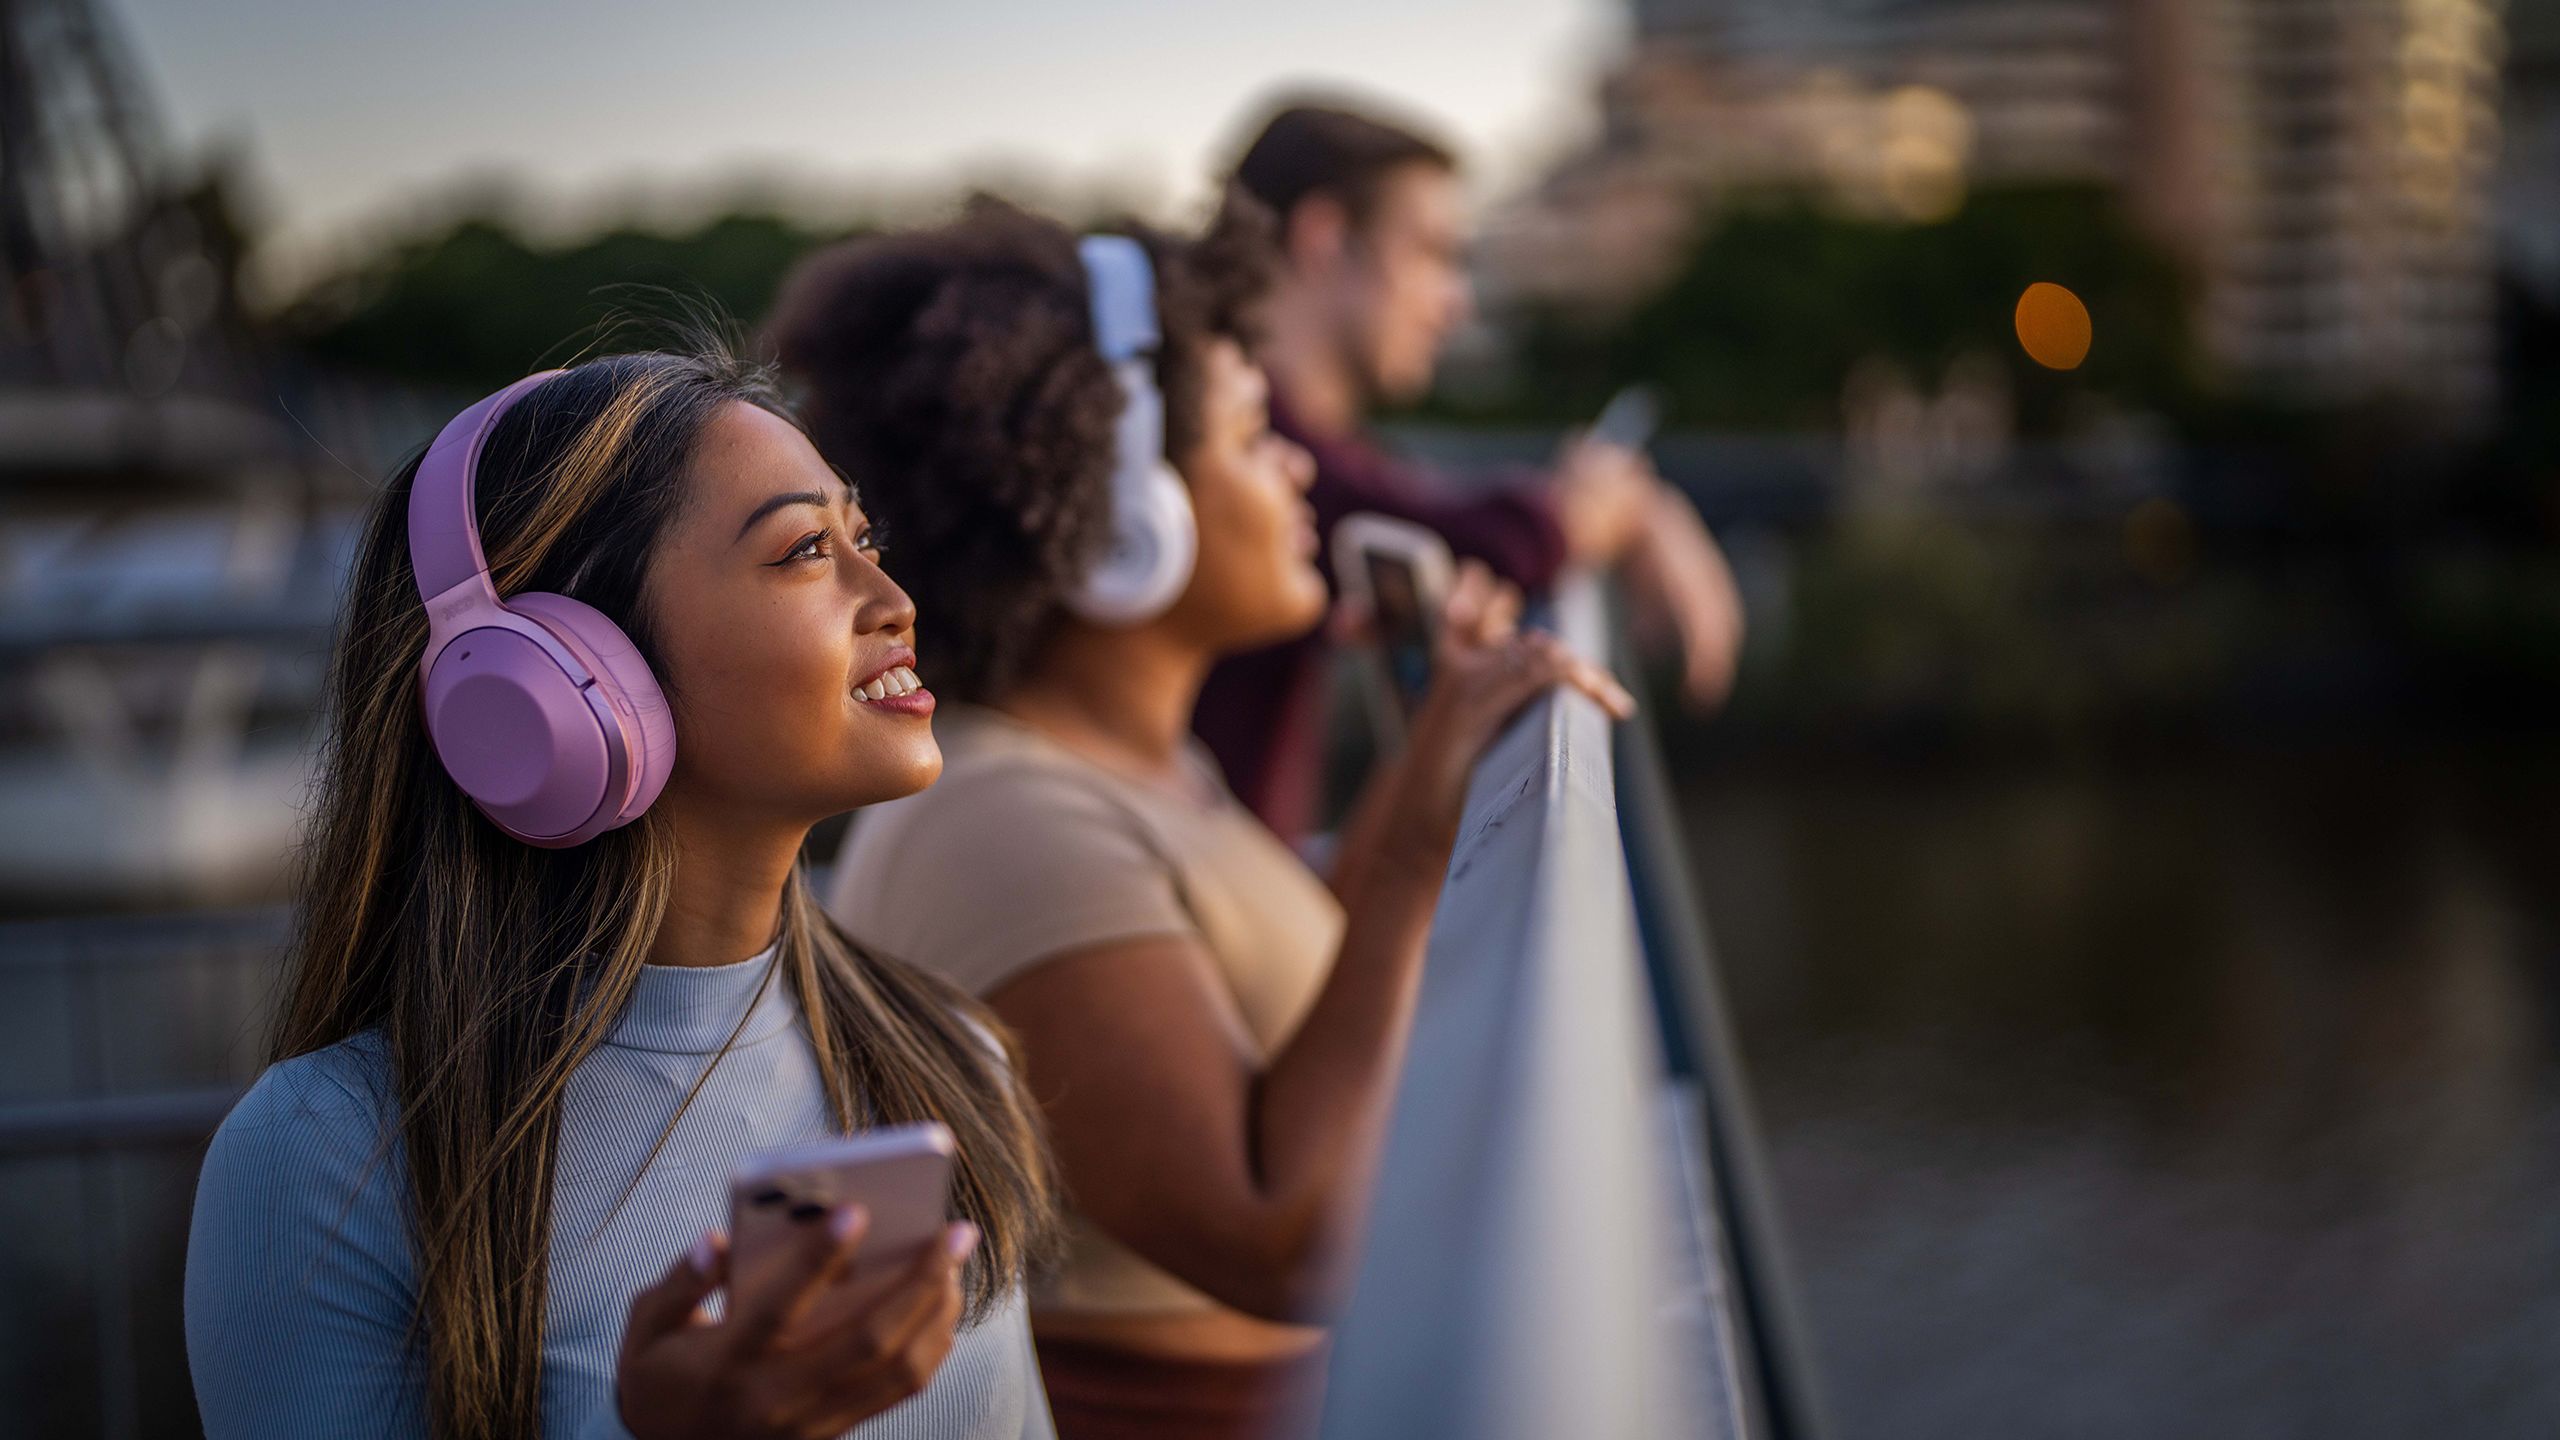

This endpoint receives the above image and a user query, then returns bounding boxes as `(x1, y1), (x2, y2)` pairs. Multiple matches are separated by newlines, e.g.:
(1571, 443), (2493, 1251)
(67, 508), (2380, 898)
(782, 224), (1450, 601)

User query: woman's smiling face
(640, 401), (942, 824)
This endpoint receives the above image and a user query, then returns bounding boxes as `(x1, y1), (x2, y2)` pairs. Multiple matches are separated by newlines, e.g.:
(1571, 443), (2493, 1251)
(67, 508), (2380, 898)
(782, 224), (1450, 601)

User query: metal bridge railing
(0, 906), (283, 1440)
(1319, 576), (1821, 1440)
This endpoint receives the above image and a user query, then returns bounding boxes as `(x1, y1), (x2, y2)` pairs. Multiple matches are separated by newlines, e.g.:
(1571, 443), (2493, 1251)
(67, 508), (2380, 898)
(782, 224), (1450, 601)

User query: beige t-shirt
(824, 704), (1344, 1317)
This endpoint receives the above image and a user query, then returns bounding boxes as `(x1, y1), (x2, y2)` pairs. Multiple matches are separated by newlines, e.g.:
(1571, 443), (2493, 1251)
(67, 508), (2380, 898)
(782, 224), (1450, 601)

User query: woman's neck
(999, 621), (1211, 787)
(648, 802), (803, 969)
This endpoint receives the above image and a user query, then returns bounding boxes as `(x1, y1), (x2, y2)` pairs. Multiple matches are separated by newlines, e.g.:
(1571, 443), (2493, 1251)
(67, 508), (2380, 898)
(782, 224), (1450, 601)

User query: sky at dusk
(112, 0), (1620, 287)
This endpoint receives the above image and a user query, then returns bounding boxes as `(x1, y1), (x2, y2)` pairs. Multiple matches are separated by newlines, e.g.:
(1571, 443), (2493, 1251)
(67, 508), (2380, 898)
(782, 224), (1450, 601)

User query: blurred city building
(1483, 0), (2514, 426)
(2505, 0), (2560, 303)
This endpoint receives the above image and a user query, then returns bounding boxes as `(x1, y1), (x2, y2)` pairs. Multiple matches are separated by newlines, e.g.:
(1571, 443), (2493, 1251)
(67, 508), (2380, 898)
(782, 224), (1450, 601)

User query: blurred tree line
(1486, 183), (2201, 437)
(280, 180), (2551, 469)
(1418, 181), (2560, 747)
(279, 211), (864, 389)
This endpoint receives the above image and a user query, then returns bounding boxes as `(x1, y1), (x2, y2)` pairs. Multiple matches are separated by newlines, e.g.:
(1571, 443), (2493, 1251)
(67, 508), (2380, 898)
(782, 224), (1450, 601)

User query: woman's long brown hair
(273, 347), (1054, 1439)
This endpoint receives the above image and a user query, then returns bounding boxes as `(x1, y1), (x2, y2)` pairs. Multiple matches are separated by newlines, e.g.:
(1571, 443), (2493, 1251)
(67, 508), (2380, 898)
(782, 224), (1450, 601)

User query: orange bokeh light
(2014, 282), (2092, 371)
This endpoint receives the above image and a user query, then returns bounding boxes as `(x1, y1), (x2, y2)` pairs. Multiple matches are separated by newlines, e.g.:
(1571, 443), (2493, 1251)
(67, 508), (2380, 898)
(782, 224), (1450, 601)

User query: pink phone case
(728, 1122), (956, 1333)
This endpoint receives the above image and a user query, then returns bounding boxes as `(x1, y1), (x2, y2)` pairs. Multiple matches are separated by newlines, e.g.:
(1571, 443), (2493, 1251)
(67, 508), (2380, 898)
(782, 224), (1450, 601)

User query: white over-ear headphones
(1066, 234), (1199, 625)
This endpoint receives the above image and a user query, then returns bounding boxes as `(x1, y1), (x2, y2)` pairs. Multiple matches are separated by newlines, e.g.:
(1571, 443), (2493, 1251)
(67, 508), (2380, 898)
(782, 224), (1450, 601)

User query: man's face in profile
(1339, 162), (1474, 406)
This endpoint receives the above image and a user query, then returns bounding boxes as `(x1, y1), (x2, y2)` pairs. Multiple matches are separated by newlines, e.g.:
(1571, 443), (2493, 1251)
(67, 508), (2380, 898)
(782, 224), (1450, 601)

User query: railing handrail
(0, 904), (290, 965)
(1319, 576), (1750, 1440)
(0, 906), (284, 1158)
(1608, 603), (1829, 1440)
(0, 1086), (247, 1155)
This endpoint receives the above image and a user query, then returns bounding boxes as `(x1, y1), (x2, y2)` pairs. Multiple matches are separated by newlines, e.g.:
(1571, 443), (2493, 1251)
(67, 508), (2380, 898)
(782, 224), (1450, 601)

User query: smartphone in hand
(1588, 384), (1660, 454)
(1332, 512), (1455, 750)
(727, 1122), (956, 1330)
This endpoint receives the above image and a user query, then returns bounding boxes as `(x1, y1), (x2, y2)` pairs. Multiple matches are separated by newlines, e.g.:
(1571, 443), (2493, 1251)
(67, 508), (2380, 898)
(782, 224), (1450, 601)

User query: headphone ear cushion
(1071, 460), (1198, 624)
(508, 592), (677, 822)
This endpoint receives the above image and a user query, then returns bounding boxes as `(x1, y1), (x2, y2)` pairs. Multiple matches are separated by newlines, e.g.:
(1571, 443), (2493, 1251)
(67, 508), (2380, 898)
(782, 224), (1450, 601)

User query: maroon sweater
(1191, 394), (1568, 840)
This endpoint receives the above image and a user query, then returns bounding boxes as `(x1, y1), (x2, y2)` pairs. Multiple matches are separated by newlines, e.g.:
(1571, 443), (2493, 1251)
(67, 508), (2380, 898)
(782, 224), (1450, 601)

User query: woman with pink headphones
(183, 346), (1058, 1439)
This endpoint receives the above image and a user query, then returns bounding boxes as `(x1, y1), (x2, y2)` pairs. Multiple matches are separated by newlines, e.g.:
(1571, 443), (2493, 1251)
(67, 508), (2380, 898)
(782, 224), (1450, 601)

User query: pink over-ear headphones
(407, 371), (676, 848)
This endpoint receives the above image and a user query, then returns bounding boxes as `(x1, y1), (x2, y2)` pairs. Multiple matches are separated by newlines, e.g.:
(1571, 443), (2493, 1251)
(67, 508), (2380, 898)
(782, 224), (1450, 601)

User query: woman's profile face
(642, 401), (942, 823)
(1167, 339), (1326, 651)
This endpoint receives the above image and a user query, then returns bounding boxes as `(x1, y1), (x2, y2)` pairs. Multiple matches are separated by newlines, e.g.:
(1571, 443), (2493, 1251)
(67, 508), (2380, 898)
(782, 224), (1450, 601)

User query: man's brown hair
(1229, 97), (1459, 233)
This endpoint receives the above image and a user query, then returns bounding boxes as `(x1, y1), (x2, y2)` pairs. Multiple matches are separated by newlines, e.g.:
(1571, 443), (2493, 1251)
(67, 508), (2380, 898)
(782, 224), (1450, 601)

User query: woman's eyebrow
(734, 490), (831, 543)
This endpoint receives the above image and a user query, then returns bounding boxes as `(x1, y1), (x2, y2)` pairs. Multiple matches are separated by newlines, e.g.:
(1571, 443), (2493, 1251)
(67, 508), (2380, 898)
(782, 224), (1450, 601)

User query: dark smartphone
(1333, 513), (1455, 747)
(1367, 549), (1433, 723)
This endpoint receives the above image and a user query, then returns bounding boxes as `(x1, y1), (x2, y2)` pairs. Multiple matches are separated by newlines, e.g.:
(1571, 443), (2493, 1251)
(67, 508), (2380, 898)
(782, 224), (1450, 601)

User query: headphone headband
(1078, 235), (1161, 363)
(1065, 234), (1198, 625)
(408, 369), (565, 603)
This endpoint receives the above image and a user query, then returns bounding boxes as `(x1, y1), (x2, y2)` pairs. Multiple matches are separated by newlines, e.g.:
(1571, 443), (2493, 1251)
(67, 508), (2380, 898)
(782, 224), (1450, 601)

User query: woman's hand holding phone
(1379, 560), (1634, 866)
(612, 1210), (980, 1440)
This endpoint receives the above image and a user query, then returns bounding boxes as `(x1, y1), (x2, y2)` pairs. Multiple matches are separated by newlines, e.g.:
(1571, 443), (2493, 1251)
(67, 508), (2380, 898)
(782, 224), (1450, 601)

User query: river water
(1681, 738), (2560, 1437)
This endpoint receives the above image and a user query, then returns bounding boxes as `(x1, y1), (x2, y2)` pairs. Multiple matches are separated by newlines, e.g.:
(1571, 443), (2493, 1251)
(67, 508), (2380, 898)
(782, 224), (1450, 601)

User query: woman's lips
(864, 687), (935, 718)
(853, 655), (934, 717)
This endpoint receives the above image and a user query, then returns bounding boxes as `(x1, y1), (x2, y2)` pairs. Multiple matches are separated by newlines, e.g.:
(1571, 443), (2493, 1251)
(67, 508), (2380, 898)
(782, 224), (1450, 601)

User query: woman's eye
(775, 530), (832, 565)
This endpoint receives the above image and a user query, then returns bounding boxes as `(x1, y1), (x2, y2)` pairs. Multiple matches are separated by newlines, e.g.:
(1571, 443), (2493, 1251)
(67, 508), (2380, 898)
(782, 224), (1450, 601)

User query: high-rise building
(1484, 0), (2510, 426)
(2500, 1), (2560, 304)
(2187, 0), (2504, 419)
(1483, 0), (2130, 310)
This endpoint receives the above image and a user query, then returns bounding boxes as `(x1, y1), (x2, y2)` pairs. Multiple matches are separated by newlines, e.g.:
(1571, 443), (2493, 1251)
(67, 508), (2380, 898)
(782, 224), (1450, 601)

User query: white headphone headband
(1065, 233), (1198, 625)
(1079, 234), (1162, 363)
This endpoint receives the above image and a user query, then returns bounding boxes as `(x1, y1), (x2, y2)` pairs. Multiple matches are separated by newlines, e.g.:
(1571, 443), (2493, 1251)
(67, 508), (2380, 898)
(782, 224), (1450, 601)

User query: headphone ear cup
(1070, 459), (1198, 624)
(508, 592), (676, 823)
(421, 626), (617, 845)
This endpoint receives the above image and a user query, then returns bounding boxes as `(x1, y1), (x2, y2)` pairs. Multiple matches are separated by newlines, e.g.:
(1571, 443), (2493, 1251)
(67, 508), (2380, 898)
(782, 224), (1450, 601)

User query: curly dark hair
(766, 194), (1276, 703)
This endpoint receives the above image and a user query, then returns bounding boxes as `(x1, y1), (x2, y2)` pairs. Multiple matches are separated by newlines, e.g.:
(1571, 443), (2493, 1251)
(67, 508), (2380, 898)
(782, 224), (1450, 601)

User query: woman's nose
(853, 560), (917, 637)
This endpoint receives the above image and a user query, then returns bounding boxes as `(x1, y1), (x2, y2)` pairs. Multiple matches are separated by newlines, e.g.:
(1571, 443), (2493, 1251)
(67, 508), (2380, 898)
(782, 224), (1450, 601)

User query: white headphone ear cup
(1069, 459), (1196, 624)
